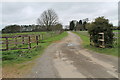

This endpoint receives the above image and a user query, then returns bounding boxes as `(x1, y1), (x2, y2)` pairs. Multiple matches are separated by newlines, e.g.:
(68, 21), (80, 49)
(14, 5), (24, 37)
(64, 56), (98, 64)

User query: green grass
(113, 30), (120, 32)
(73, 31), (119, 57)
(2, 31), (68, 66)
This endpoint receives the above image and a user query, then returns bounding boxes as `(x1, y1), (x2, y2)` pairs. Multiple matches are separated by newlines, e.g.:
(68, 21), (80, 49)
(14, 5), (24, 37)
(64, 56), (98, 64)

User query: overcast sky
(1, 2), (118, 30)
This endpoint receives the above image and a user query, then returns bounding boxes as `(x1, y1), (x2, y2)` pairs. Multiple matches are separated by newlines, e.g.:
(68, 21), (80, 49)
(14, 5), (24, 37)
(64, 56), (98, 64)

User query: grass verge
(73, 31), (118, 57)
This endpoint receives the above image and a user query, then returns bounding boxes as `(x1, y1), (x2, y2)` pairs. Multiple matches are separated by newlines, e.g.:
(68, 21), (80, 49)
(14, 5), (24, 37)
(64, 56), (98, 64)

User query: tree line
(2, 24), (63, 33)
(2, 9), (63, 33)
(69, 18), (119, 31)
(69, 18), (88, 31)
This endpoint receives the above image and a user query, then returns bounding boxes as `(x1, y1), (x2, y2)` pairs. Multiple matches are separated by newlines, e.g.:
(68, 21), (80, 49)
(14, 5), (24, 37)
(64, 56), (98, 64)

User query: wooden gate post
(6, 37), (9, 50)
(36, 35), (39, 45)
(102, 33), (105, 47)
(90, 34), (92, 45)
(15, 37), (17, 46)
(22, 37), (24, 44)
(98, 33), (105, 48)
(28, 36), (31, 49)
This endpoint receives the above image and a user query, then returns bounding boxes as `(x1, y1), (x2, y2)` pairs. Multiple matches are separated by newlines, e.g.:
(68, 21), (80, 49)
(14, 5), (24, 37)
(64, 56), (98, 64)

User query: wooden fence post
(90, 34), (92, 45)
(36, 35), (39, 45)
(22, 37), (24, 44)
(15, 37), (17, 46)
(28, 36), (31, 49)
(6, 37), (9, 50)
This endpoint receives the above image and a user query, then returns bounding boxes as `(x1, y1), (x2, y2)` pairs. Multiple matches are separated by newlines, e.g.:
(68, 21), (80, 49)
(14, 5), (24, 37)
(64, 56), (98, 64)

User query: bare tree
(37, 9), (59, 31)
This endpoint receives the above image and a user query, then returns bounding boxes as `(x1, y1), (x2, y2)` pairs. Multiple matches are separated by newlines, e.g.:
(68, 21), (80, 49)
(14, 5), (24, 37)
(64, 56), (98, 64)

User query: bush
(87, 16), (114, 48)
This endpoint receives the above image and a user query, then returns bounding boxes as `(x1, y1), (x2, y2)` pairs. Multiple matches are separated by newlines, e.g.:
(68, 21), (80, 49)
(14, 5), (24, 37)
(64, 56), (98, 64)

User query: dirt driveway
(25, 31), (118, 78)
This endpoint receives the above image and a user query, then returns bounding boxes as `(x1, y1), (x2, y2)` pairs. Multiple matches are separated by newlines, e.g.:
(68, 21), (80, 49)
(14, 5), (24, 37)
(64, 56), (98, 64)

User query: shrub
(87, 16), (114, 48)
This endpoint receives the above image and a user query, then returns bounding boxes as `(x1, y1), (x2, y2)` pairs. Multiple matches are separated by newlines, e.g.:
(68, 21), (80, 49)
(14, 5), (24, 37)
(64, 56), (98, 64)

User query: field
(2, 31), (68, 65)
(73, 31), (119, 57)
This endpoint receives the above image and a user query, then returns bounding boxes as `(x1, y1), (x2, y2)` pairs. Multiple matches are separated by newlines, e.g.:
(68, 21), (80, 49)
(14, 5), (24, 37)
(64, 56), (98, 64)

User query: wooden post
(6, 37), (9, 50)
(98, 33), (105, 48)
(28, 36), (31, 49)
(90, 34), (91, 45)
(22, 37), (24, 44)
(102, 33), (105, 48)
(36, 35), (39, 45)
(15, 37), (17, 46)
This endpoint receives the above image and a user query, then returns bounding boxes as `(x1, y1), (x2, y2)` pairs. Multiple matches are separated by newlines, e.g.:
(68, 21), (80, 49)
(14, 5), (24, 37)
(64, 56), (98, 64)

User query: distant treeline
(113, 26), (120, 30)
(69, 18), (120, 31)
(2, 24), (63, 33)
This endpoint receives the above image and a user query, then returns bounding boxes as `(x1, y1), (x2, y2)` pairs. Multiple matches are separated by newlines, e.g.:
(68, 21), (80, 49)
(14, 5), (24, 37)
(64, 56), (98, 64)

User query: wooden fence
(0, 31), (63, 51)
(0, 35), (40, 51)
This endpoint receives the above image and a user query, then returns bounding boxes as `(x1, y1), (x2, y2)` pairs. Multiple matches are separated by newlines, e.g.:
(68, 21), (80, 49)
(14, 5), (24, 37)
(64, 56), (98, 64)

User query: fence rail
(0, 31), (63, 51)
(0, 35), (40, 51)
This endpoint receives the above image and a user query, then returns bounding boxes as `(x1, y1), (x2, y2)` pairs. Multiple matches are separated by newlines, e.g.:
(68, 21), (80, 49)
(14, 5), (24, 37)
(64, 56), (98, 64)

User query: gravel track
(25, 31), (118, 78)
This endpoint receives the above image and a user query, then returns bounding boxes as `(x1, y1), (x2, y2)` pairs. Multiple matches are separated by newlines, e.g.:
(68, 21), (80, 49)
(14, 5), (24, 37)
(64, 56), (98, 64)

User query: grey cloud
(1, 2), (118, 30)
